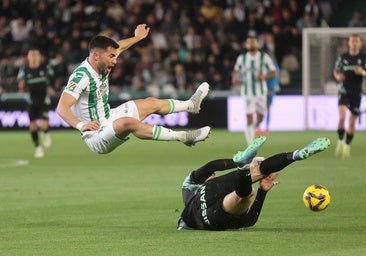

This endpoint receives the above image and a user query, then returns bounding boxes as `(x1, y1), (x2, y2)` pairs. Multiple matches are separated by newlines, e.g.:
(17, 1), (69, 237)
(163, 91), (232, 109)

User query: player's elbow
(55, 103), (64, 118)
(56, 99), (68, 120)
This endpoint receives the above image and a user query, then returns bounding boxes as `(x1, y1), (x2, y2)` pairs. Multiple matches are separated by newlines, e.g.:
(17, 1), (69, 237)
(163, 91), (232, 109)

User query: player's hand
(81, 121), (100, 131)
(354, 65), (364, 76)
(257, 73), (265, 81)
(259, 173), (280, 192)
(134, 24), (150, 40)
(334, 72), (345, 82)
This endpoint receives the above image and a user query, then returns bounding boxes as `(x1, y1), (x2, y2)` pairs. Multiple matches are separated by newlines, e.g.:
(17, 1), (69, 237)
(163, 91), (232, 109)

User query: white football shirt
(64, 59), (111, 127)
(234, 51), (276, 97)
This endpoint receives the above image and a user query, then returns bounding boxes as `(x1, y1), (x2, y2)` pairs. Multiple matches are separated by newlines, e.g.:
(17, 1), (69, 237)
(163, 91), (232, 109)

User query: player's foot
(34, 146), (44, 158)
(189, 82), (210, 114)
(255, 128), (269, 136)
(342, 144), (350, 159)
(293, 137), (330, 160)
(42, 132), (52, 148)
(183, 126), (211, 147)
(334, 140), (343, 157)
(233, 136), (267, 167)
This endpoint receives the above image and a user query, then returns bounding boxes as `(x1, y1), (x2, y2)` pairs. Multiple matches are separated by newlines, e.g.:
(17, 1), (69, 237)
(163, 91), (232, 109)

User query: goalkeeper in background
(177, 136), (330, 231)
(333, 34), (366, 159)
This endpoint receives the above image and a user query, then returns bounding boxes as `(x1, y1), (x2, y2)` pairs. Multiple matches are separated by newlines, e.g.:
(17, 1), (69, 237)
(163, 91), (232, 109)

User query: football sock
(235, 170), (253, 197)
(245, 124), (255, 144)
(31, 131), (39, 147)
(345, 133), (353, 145)
(337, 129), (345, 140)
(167, 99), (193, 113)
(259, 152), (294, 175)
(151, 125), (185, 141)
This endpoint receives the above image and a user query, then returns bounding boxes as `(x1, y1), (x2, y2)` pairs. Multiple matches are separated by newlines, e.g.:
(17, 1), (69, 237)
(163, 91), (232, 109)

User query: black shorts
(338, 93), (361, 116)
(28, 104), (50, 121)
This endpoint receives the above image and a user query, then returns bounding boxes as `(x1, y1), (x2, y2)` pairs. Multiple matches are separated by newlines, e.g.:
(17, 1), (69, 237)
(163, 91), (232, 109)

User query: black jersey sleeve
(190, 159), (237, 183)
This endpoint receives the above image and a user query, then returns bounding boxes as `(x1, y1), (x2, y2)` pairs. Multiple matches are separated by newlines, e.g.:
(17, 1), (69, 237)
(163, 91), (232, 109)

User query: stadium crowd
(0, 0), (352, 97)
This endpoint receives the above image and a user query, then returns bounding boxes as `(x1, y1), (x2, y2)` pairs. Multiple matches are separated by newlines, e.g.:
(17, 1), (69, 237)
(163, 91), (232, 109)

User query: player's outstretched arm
(116, 24), (150, 55)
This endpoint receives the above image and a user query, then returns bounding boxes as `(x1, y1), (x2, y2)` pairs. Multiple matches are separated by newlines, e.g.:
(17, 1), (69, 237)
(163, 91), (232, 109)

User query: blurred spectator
(232, 0), (247, 23)
(199, 0), (223, 25)
(304, 0), (323, 26)
(49, 53), (68, 93)
(267, 0), (284, 24)
(0, 15), (11, 57)
(10, 17), (33, 55)
(0, 0), (345, 97)
(348, 10), (365, 28)
(53, 0), (73, 36)
(171, 63), (187, 93)
(296, 11), (318, 31)
(243, 11), (266, 37)
(288, 0), (303, 22)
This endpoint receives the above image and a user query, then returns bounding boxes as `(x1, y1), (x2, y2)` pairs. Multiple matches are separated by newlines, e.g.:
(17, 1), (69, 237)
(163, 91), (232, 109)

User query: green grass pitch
(1, 129), (366, 256)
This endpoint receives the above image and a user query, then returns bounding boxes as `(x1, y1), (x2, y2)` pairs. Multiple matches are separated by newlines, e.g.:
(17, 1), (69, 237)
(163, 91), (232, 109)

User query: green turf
(1, 129), (366, 256)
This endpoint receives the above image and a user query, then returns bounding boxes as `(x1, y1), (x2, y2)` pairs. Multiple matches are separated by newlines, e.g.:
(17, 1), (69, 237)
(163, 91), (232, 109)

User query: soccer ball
(302, 184), (330, 212)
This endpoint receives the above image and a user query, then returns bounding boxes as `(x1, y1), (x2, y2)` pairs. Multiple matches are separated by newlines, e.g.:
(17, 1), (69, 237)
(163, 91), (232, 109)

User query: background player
(333, 34), (366, 159)
(17, 47), (54, 158)
(232, 33), (277, 145)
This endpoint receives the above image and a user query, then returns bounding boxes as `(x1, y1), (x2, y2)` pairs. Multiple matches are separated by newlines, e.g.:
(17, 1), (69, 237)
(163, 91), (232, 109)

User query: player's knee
(113, 117), (139, 133)
(143, 97), (164, 111)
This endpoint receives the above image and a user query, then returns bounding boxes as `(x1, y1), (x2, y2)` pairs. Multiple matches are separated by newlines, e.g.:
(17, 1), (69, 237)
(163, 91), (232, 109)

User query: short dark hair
(88, 36), (119, 52)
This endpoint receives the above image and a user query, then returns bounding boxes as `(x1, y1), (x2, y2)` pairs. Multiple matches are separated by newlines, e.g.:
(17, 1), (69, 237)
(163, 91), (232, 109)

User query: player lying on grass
(177, 136), (330, 231)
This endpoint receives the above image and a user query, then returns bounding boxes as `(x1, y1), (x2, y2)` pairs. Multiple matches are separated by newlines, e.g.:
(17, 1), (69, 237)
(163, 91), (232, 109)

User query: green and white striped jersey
(64, 59), (111, 127)
(234, 51), (276, 97)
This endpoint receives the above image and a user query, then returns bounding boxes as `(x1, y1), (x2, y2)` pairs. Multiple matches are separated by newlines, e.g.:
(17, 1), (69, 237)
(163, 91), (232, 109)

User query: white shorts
(243, 95), (267, 115)
(81, 101), (140, 154)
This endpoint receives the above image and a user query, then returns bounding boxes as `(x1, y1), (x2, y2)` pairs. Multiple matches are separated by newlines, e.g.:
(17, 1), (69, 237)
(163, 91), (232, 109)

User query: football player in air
(57, 24), (210, 154)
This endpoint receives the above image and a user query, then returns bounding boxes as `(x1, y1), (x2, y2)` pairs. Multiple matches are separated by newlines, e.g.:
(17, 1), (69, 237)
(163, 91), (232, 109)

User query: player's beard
(98, 63), (110, 76)
(248, 47), (257, 53)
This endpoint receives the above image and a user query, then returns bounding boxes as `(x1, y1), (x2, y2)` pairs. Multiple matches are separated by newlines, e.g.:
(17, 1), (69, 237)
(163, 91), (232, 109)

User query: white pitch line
(0, 159), (29, 168)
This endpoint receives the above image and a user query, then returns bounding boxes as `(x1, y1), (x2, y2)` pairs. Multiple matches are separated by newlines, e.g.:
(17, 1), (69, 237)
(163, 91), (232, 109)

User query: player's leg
(265, 92), (274, 132)
(219, 167), (255, 216)
(335, 99), (347, 156)
(206, 137), (267, 216)
(222, 189), (255, 216)
(111, 116), (210, 147)
(38, 109), (51, 148)
(245, 113), (255, 144)
(28, 107), (44, 158)
(342, 97), (361, 158)
(202, 168), (254, 216)
(342, 113), (357, 159)
(234, 137), (330, 183)
(233, 136), (267, 168)
(134, 82), (209, 120)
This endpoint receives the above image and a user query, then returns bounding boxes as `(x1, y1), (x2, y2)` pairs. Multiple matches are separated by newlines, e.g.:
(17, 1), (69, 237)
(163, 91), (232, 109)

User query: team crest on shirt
(66, 81), (77, 91)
